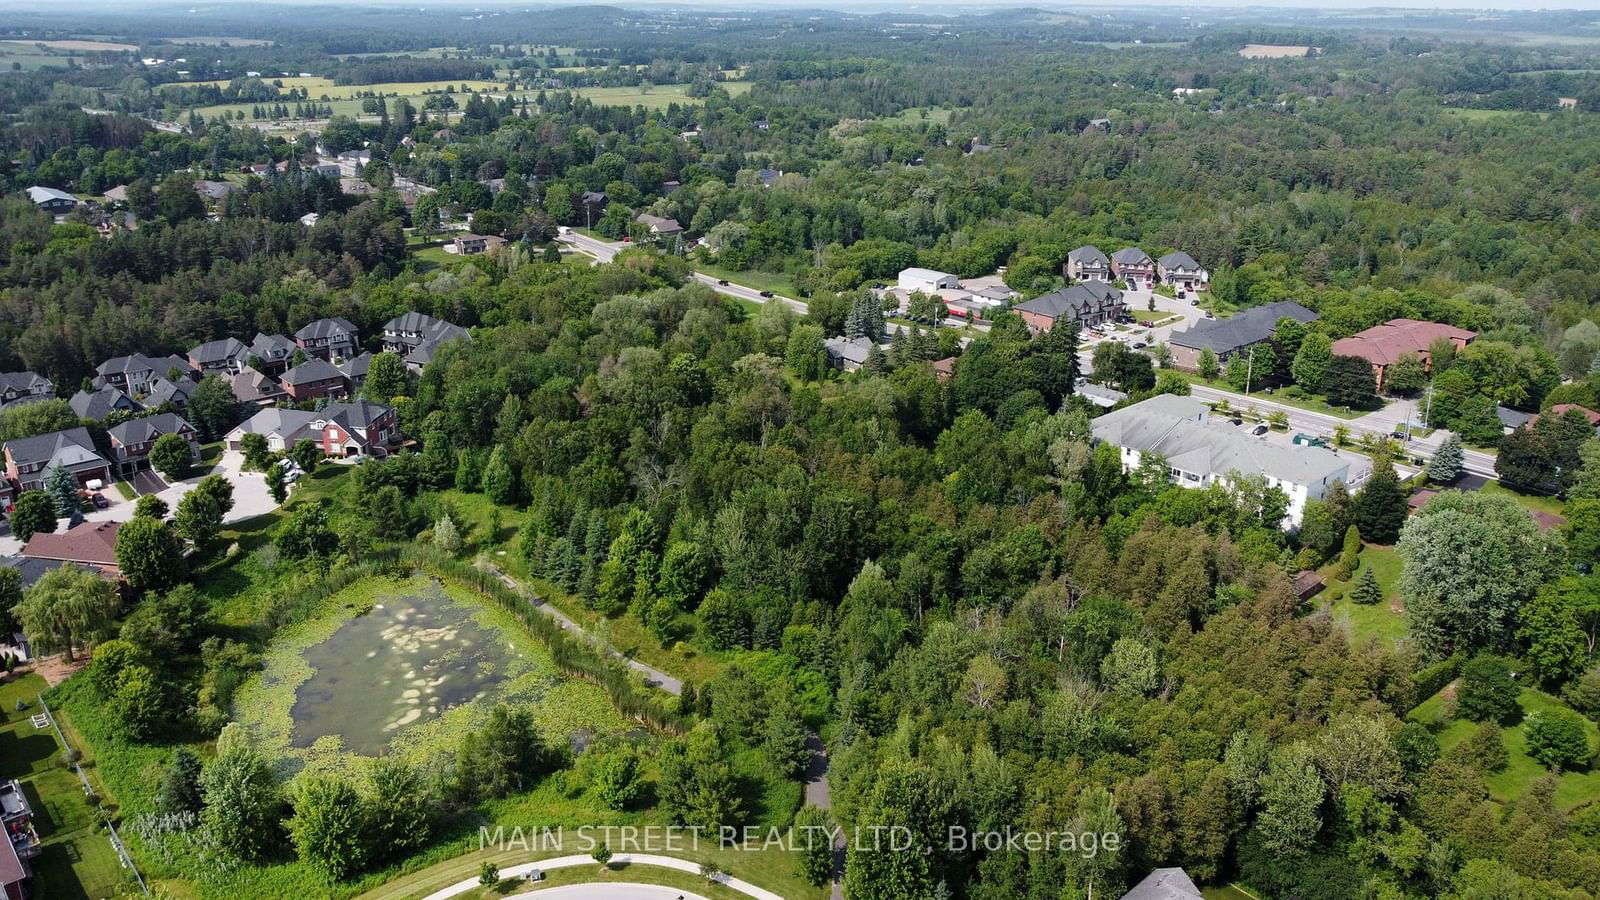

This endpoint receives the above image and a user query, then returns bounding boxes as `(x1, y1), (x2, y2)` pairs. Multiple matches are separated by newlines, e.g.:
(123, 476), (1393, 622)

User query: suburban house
(3, 427), (113, 495)
(194, 180), (234, 203)
(897, 267), (961, 293)
(144, 377), (193, 410)
(340, 352), (371, 392)
(932, 357), (957, 382)
(225, 399), (398, 458)
(1014, 282), (1127, 331)
(94, 353), (194, 396)
(0, 373), (52, 409)
(0, 777), (41, 892)
(337, 149), (371, 176)
(1527, 403), (1600, 433)
(188, 337), (250, 374)
(1110, 248), (1156, 289)
(1121, 867), (1202, 900)
(453, 233), (506, 256)
(381, 312), (471, 370)
(25, 185), (77, 215)
(1065, 245), (1112, 282)
(228, 367), (288, 407)
(1083, 117), (1112, 133)
(279, 358), (349, 402)
(580, 191), (608, 220)
(293, 317), (359, 361)
(248, 332), (297, 374)
(1168, 300), (1318, 372)
(1091, 394), (1350, 528)
(1329, 319), (1477, 392)
(1157, 251), (1209, 292)
(21, 521), (122, 578)
(69, 386), (141, 422)
(107, 412), (199, 474)
(824, 336), (877, 371)
(635, 213), (683, 237)
(1498, 405), (1534, 434)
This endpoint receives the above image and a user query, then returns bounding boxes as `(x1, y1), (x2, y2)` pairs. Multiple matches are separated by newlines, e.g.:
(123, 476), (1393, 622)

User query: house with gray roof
(188, 337), (249, 374)
(1014, 282), (1126, 332)
(280, 357), (349, 402)
(1157, 251), (1209, 292)
(1120, 867), (1202, 900)
(248, 333), (296, 374)
(340, 352), (372, 392)
(1091, 394), (1349, 528)
(381, 312), (471, 371)
(824, 336), (878, 371)
(107, 412), (198, 474)
(93, 353), (194, 396)
(0, 372), (52, 410)
(143, 377), (193, 410)
(1167, 300), (1317, 372)
(70, 387), (142, 422)
(3, 427), (111, 496)
(1065, 245), (1111, 282)
(1111, 247), (1156, 288)
(293, 317), (359, 361)
(25, 185), (77, 214)
(224, 399), (397, 458)
(229, 367), (288, 407)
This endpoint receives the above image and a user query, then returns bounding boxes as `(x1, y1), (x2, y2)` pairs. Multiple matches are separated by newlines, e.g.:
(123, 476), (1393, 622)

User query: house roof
(22, 520), (121, 569)
(1075, 381), (1128, 408)
(194, 179), (234, 200)
(0, 802), (25, 884)
(1121, 866), (1202, 900)
(824, 336), (876, 365)
(900, 267), (956, 283)
(95, 353), (160, 377)
(229, 367), (287, 404)
(0, 372), (50, 395)
(1169, 300), (1317, 354)
(1092, 394), (1349, 489)
(1158, 251), (1201, 271)
(341, 351), (371, 380)
(636, 213), (682, 234)
(1329, 319), (1476, 367)
(322, 398), (392, 430)
(294, 317), (357, 342)
(1068, 245), (1109, 265)
(1015, 282), (1125, 321)
(250, 333), (295, 359)
(26, 185), (76, 204)
(1528, 403), (1600, 428)
(108, 412), (194, 446)
(1112, 247), (1152, 266)
(931, 357), (957, 377)
(189, 337), (247, 365)
(280, 357), (345, 386)
(70, 387), (140, 421)
(4, 426), (107, 471)
(0, 554), (72, 589)
(144, 377), (192, 408)
(1497, 406), (1534, 429)
(229, 407), (319, 441)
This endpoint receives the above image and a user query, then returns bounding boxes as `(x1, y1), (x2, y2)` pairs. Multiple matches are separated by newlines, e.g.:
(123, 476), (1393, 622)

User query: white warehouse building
(897, 267), (960, 293)
(1090, 394), (1353, 529)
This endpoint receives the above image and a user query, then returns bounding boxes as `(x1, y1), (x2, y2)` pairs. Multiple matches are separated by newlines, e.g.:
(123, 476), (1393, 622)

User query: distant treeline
(330, 58), (496, 86)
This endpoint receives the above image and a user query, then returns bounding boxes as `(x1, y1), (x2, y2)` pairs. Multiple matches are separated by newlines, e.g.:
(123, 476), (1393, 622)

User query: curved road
(422, 853), (780, 900)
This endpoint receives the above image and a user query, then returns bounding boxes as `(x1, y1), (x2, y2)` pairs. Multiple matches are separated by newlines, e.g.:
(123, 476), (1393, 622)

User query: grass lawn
(111, 480), (135, 501)
(454, 862), (754, 899)
(1409, 686), (1600, 810)
(1316, 545), (1408, 646)
(1480, 480), (1566, 518)
(1174, 370), (1367, 421)
(693, 261), (802, 300)
(0, 673), (130, 899)
(412, 245), (457, 267)
(1131, 308), (1180, 325)
(1203, 886), (1262, 900)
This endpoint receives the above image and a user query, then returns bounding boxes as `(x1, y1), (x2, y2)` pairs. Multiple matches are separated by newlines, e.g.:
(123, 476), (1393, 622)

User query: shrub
(1526, 709), (1592, 770)
(1458, 655), (1521, 723)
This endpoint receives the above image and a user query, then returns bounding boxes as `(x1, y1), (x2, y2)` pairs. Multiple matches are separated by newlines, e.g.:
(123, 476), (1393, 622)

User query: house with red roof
(1329, 319), (1475, 392)
(21, 520), (122, 578)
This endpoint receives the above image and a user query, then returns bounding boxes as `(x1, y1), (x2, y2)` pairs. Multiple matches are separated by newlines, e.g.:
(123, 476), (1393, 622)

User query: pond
(289, 580), (527, 755)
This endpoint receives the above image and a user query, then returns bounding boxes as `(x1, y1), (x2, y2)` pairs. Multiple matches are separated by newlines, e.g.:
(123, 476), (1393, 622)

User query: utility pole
(1244, 349), (1253, 396)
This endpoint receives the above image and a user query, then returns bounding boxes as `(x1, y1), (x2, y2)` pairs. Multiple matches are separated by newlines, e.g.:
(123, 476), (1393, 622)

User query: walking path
(421, 853), (781, 900)
(509, 885), (706, 900)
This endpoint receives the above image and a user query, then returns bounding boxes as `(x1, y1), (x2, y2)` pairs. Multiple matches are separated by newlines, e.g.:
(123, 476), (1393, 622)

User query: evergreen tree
(1354, 456), (1408, 544)
(1427, 434), (1464, 484)
(1351, 566), (1383, 605)
(44, 464), (81, 525)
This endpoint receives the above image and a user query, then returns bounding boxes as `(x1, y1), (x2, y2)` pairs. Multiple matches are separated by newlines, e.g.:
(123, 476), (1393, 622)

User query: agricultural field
(1239, 43), (1313, 58)
(3, 38), (136, 52)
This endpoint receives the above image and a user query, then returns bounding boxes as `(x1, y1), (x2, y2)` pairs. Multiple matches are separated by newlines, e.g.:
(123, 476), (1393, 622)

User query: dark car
(91, 493), (108, 509)
(1251, 424), (1269, 436)
(759, 290), (774, 298)
(1229, 417), (1244, 426)
(717, 279), (729, 286)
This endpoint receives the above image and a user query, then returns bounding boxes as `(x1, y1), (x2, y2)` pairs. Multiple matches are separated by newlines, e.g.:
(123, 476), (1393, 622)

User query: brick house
(1014, 282), (1127, 332)
(1168, 300), (1318, 372)
(1110, 248), (1156, 289)
(1329, 319), (1477, 392)
(248, 333), (297, 375)
(3, 427), (112, 495)
(293, 318), (359, 361)
(22, 521), (122, 578)
(382, 311), (471, 370)
(187, 337), (250, 375)
(225, 399), (398, 458)
(1065, 245), (1112, 282)
(279, 358), (349, 402)
(1157, 251), (1209, 292)
(0, 372), (52, 409)
(106, 412), (199, 474)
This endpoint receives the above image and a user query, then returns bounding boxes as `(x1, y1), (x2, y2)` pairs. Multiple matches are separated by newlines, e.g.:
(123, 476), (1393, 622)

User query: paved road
(507, 885), (706, 900)
(483, 563), (684, 696)
(423, 854), (781, 900)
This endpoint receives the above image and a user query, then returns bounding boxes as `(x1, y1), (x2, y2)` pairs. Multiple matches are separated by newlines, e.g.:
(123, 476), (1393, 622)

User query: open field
(160, 35), (273, 46)
(1443, 107), (1550, 121)
(1480, 479), (1566, 517)
(1317, 545), (1408, 646)
(1239, 43), (1312, 58)
(3, 38), (136, 52)
(164, 75), (507, 97)
(1410, 686), (1600, 810)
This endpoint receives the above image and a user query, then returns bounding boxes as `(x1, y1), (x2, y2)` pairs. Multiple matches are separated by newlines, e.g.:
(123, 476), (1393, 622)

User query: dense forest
(4, 5), (1600, 900)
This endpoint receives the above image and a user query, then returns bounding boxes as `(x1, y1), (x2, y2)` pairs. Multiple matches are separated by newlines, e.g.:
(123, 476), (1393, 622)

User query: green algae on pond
(288, 579), (528, 755)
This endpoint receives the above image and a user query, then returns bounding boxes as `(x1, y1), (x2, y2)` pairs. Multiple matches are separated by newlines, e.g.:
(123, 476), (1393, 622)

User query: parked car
(1252, 424), (1269, 436)
(1229, 417), (1244, 426)
(1293, 433), (1329, 448)
(91, 493), (108, 509)
(1191, 297), (1200, 305)
(1176, 289), (1186, 299)
(759, 290), (774, 298)
(1204, 310), (1215, 318)
(1133, 341), (1147, 349)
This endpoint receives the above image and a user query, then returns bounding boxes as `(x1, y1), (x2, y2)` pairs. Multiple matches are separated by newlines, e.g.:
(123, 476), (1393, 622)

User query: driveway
(129, 468), (166, 496)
